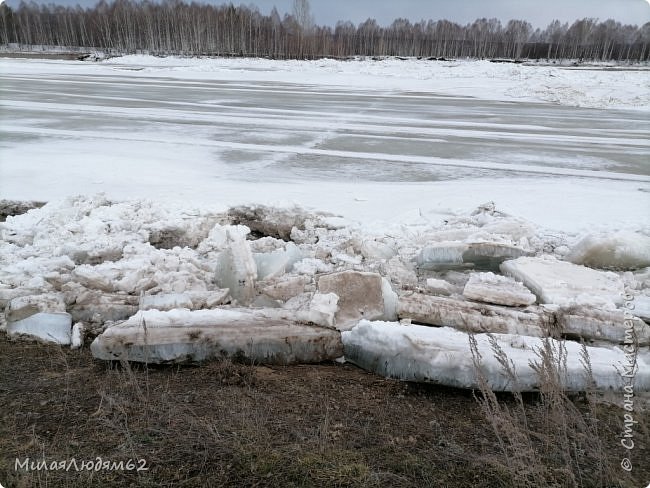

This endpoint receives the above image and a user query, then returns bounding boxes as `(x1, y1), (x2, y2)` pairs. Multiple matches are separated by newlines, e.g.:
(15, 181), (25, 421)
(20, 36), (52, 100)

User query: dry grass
(469, 333), (649, 488)
(1, 336), (648, 487)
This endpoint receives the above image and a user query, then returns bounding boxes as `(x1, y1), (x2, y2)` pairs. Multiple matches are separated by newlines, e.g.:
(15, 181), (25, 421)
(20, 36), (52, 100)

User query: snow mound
(102, 56), (650, 111)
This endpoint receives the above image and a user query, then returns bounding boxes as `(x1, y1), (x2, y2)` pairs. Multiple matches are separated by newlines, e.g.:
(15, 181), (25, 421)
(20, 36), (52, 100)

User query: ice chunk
(398, 293), (546, 337)
(318, 271), (397, 330)
(462, 272), (536, 307)
(567, 232), (650, 270)
(228, 204), (310, 241)
(90, 309), (342, 364)
(196, 224), (228, 254)
(280, 291), (342, 330)
(0, 286), (41, 308)
(68, 289), (139, 325)
(5, 293), (66, 322)
(417, 242), (532, 271)
(58, 242), (123, 265)
(214, 228), (257, 305)
(293, 258), (333, 275)
(381, 278), (398, 322)
(307, 292), (339, 328)
(442, 271), (471, 287)
(628, 295), (650, 322)
(360, 240), (396, 260)
(71, 265), (116, 292)
(464, 242), (534, 269)
(260, 275), (312, 301)
(399, 292), (647, 345)
(555, 307), (650, 345)
(480, 220), (537, 242)
(71, 322), (85, 349)
(252, 295), (283, 308)
(8, 312), (72, 345)
(282, 292), (313, 311)
(253, 242), (302, 280)
(501, 256), (624, 309)
(425, 278), (456, 296)
(140, 290), (230, 310)
(140, 293), (194, 311)
(342, 321), (650, 392)
(633, 268), (650, 290)
(249, 236), (287, 253)
(416, 242), (466, 269)
(383, 257), (418, 287)
(331, 252), (362, 266)
(201, 290), (231, 308)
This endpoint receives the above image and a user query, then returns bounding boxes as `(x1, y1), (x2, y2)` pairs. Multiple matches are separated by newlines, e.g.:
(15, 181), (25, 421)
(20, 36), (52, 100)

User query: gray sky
(5, 0), (650, 28)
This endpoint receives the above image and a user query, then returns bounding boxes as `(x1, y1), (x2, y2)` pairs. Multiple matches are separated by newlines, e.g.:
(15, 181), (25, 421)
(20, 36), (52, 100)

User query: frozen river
(0, 58), (648, 232)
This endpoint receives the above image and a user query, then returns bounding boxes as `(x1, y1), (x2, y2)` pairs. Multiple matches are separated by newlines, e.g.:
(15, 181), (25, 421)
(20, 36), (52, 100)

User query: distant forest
(1, 0), (649, 60)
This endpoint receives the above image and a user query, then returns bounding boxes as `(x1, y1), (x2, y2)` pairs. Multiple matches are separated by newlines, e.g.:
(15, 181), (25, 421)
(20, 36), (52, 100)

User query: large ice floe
(462, 272), (537, 307)
(90, 308), (342, 364)
(500, 256), (625, 309)
(2, 196), (649, 391)
(342, 321), (650, 392)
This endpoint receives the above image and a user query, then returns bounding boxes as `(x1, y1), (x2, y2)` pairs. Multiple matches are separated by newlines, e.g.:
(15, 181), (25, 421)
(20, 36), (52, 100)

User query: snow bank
(342, 321), (650, 392)
(101, 56), (650, 111)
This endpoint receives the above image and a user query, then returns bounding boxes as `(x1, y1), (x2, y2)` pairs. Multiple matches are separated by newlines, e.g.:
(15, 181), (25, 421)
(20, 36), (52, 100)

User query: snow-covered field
(0, 56), (648, 234)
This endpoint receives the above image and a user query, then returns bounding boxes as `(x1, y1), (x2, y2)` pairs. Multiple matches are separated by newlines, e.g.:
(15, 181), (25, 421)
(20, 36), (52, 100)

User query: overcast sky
(5, 0), (650, 28)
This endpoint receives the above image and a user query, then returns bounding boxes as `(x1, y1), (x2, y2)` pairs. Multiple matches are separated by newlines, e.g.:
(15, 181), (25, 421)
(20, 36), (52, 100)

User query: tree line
(1, 0), (649, 61)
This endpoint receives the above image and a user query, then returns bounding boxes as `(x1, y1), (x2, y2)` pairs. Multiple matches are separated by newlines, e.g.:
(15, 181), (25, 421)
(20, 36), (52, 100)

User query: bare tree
(0, 1), (647, 61)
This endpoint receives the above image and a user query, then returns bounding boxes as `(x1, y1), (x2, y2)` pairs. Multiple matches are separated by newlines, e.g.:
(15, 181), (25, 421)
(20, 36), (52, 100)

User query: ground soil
(0, 337), (648, 487)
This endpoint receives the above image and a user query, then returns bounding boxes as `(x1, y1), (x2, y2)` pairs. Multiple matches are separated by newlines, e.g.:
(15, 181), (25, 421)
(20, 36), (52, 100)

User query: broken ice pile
(1, 196), (649, 392)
